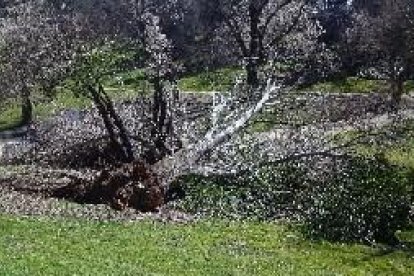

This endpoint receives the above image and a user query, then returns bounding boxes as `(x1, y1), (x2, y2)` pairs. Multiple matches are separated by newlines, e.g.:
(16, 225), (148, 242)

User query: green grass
(0, 103), (23, 132)
(0, 85), (145, 130)
(358, 138), (414, 172)
(178, 67), (244, 92)
(405, 80), (414, 92)
(304, 77), (388, 94)
(348, 121), (414, 170)
(305, 77), (414, 94)
(103, 68), (151, 92)
(1, 70), (412, 132)
(0, 67), (241, 130)
(0, 215), (413, 275)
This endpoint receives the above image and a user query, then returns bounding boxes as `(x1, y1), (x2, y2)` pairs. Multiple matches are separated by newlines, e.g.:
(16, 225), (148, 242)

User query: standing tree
(142, 12), (181, 163)
(211, 0), (321, 88)
(349, 0), (414, 106)
(0, 1), (77, 124)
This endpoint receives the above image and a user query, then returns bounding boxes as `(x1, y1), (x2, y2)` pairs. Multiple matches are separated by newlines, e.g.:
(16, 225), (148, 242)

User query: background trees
(211, 0), (322, 88)
(0, 1), (79, 124)
(349, 0), (414, 105)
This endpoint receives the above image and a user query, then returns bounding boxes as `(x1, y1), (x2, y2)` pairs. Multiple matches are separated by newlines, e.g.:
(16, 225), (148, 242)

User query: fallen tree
(51, 81), (281, 211)
(1, 0), (340, 212)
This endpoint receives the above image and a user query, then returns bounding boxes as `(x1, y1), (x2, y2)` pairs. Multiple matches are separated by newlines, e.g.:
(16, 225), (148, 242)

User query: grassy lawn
(0, 215), (413, 275)
(0, 67), (241, 131)
(344, 120), (414, 171)
(304, 77), (414, 94)
(178, 67), (244, 92)
(1, 70), (412, 132)
(0, 104), (22, 132)
(0, 86), (143, 131)
(304, 77), (387, 94)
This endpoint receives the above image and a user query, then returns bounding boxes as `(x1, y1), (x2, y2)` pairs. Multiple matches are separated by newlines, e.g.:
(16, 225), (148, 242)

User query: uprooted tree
(53, 0), (339, 212)
(1, 0), (339, 212)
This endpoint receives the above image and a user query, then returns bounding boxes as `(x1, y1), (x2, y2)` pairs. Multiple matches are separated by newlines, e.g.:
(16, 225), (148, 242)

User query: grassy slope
(178, 67), (244, 92)
(0, 215), (413, 275)
(0, 67), (241, 131)
(305, 77), (414, 94)
(0, 104), (22, 132)
(2, 66), (413, 132)
(345, 121), (414, 171)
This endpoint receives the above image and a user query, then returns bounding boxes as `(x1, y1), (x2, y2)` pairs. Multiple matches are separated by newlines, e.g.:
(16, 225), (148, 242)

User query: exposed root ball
(54, 161), (165, 212)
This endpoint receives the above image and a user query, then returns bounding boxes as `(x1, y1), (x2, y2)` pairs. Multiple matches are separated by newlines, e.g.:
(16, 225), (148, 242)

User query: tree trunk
(246, 60), (259, 88)
(390, 78), (404, 109)
(153, 82), (276, 188)
(59, 83), (278, 212)
(88, 85), (134, 163)
(98, 85), (134, 162)
(21, 85), (33, 125)
(246, 3), (262, 89)
(146, 77), (174, 164)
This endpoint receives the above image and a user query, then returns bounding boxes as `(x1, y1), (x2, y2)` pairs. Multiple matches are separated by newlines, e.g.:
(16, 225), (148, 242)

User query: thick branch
(153, 82), (280, 187)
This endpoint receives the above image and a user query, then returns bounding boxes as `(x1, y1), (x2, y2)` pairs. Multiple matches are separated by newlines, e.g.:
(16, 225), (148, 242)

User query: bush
(168, 162), (308, 221)
(168, 155), (412, 245)
(302, 156), (412, 245)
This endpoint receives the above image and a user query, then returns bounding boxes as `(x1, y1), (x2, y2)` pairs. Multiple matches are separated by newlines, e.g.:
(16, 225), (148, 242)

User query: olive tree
(349, 0), (414, 106)
(64, 0), (182, 163)
(59, 0), (333, 211)
(211, 0), (322, 88)
(1, 0), (336, 213)
(0, 0), (78, 124)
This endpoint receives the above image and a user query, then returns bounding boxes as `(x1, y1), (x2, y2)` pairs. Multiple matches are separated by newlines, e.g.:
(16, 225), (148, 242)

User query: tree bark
(153, 82), (277, 188)
(246, 3), (262, 88)
(390, 78), (404, 109)
(88, 85), (134, 163)
(146, 77), (174, 163)
(98, 85), (134, 162)
(21, 85), (33, 125)
(246, 60), (259, 88)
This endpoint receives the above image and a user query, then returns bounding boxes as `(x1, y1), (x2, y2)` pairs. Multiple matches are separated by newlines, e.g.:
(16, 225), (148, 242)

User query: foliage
(170, 163), (308, 220)
(302, 156), (412, 245)
(348, 0), (414, 103)
(0, 1), (81, 123)
(67, 43), (138, 96)
(0, 215), (414, 275)
(170, 152), (413, 246)
(211, 0), (327, 87)
(345, 120), (414, 171)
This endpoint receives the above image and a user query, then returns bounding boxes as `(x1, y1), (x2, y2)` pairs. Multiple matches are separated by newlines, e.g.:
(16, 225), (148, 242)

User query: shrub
(302, 156), (412, 245)
(168, 162), (308, 221)
(168, 155), (412, 245)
